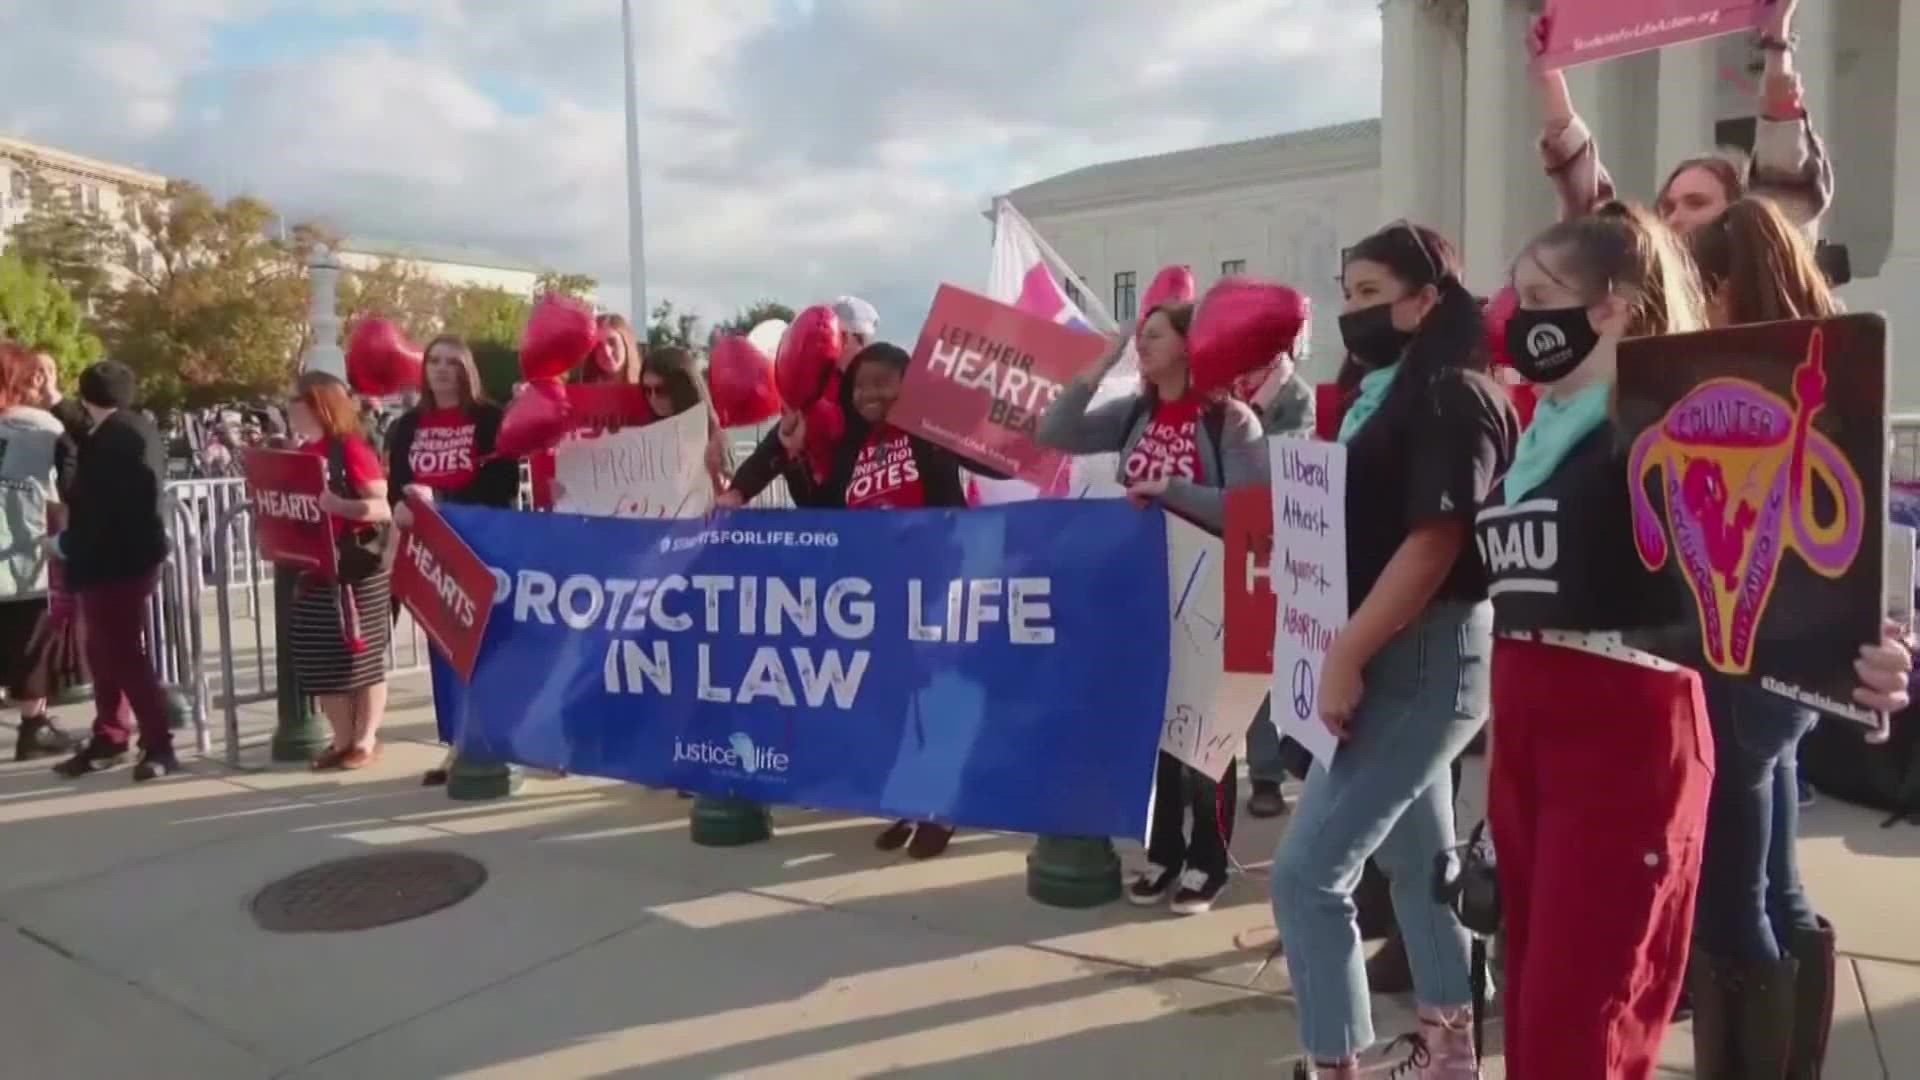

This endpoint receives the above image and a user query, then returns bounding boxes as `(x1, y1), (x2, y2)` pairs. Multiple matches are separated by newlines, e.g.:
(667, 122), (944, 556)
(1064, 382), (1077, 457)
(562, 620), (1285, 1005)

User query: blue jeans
(1694, 675), (1819, 963)
(1271, 602), (1491, 1060)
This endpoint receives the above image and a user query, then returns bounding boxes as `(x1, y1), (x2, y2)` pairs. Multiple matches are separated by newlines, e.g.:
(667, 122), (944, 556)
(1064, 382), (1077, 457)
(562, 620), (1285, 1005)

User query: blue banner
(430, 501), (1170, 838)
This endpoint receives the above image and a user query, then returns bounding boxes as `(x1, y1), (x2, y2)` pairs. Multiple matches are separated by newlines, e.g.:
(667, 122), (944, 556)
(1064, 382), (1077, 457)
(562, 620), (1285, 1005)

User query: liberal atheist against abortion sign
(1617, 314), (1888, 725)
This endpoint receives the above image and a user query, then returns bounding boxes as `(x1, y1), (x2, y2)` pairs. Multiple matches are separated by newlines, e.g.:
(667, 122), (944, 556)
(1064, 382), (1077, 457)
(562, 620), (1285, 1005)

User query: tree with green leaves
(338, 256), (448, 344)
(0, 251), (102, 384)
(3, 178), (124, 312)
(97, 181), (308, 409)
(646, 298), (703, 352)
(442, 285), (531, 348)
(715, 299), (795, 336)
(534, 270), (598, 299)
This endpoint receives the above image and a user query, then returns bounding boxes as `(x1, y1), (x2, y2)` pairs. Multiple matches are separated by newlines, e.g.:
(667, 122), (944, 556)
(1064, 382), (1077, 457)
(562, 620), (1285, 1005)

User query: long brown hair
(1519, 201), (1709, 339)
(414, 334), (488, 411)
(577, 313), (641, 385)
(1656, 151), (1748, 220)
(1689, 196), (1841, 326)
(293, 371), (363, 439)
(641, 346), (705, 416)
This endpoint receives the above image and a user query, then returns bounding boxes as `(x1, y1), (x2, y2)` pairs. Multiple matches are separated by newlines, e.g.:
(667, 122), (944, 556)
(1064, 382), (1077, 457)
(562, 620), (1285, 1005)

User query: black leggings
(1145, 751), (1238, 880)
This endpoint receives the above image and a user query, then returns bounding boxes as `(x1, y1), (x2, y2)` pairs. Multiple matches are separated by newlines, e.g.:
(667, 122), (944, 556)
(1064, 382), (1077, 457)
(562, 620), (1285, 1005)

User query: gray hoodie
(0, 406), (68, 600)
(1038, 379), (1265, 533)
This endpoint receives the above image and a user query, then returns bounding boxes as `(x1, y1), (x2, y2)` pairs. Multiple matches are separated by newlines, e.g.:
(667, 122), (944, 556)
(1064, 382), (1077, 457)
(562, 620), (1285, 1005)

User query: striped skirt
(289, 571), (390, 694)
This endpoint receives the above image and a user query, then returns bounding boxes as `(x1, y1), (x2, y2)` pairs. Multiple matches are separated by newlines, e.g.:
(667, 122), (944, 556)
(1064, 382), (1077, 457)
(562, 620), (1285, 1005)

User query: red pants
(1488, 638), (1714, 1079)
(79, 569), (172, 756)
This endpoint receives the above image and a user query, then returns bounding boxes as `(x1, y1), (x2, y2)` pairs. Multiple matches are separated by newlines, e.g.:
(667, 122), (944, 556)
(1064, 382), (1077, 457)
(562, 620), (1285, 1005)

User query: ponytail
(1690, 196), (1840, 326)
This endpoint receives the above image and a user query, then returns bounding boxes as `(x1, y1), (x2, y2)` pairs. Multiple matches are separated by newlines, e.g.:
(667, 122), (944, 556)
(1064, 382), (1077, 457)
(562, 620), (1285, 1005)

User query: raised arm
(1749, 0), (1834, 231)
(1529, 17), (1616, 221)
(1036, 334), (1145, 455)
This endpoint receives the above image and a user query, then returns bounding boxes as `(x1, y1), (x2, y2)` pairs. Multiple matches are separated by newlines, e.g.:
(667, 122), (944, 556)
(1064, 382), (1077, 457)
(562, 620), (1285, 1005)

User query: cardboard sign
(1223, 486), (1277, 674)
(552, 406), (713, 519)
(1269, 439), (1348, 766)
(894, 284), (1109, 487)
(242, 448), (334, 572)
(1533, 0), (1767, 73)
(1618, 314), (1887, 726)
(1162, 514), (1268, 779)
(392, 496), (495, 680)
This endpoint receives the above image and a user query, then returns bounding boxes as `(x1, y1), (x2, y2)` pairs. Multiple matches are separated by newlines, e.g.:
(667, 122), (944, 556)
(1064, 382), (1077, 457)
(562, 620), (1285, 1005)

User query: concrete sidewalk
(2, 679), (1916, 1078)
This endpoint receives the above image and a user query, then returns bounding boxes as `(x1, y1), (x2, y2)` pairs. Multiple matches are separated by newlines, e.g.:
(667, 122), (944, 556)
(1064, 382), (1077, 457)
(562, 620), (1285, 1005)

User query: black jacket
(793, 414), (1011, 509)
(64, 409), (168, 588)
(383, 403), (520, 509)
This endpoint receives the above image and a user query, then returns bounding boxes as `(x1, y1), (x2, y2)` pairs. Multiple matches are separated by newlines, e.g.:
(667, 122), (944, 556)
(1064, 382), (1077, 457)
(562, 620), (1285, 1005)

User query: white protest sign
(1161, 514), (1269, 779)
(1269, 438), (1347, 766)
(553, 407), (713, 519)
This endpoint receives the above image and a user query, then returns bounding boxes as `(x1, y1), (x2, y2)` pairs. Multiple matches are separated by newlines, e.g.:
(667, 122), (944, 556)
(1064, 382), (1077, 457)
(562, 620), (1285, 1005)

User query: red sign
(1223, 486), (1276, 675)
(391, 496), (496, 680)
(1533, 1), (1765, 72)
(242, 448), (334, 572)
(892, 284), (1109, 487)
(529, 383), (656, 509)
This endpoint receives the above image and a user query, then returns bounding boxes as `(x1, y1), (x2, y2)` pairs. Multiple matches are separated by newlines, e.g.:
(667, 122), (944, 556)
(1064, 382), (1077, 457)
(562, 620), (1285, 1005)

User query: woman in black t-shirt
(1483, 204), (1913, 1079)
(1269, 223), (1518, 1078)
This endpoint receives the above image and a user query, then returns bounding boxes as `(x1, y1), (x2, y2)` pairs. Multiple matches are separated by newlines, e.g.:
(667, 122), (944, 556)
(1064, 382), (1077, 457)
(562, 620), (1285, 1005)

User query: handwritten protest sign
(1223, 486), (1276, 674)
(553, 406), (713, 519)
(529, 384), (656, 510)
(242, 448), (334, 572)
(1533, 1), (1766, 73)
(1162, 514), (1268, 779)
(392, 496), (495, 679)
(1270, 439), (1347, 765)
(894, 284), (1109, 487)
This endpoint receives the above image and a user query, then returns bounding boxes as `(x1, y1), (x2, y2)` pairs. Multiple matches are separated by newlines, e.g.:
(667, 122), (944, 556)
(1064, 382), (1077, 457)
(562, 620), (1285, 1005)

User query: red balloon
(1138, 265), (1197, 324)
(1186, 278), (1310, 397)
(800, 395), (844, 484)
(775, 305), (844, 409)
(1483, 286), (1519, 370)
(521, 293), (602, 381)
(707, 334), (781, 428)
(345, 317), (423, 397)
(494, 378), (573, 458)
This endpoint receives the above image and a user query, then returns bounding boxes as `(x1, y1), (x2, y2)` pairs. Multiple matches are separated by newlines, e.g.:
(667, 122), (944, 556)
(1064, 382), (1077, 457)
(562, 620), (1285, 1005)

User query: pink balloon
(1187, 278), (1310, 397)
(1138, 265), (1197, 324)
(494, 378), (573, 458)
(707, 334), (781, 428)
(345, 317), (423, 397)
(775, 305), (844, 409)
(1483, 286), (1519, 370)
(521, 293), (602, 382)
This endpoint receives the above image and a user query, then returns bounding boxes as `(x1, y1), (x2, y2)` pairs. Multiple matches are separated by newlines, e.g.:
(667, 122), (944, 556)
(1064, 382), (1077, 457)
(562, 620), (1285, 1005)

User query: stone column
(1380, 0), (1466, 238)
(1656, 39), (1720, 184)
(1462, 0), (1558, 291)
(301, 245), (346, 379)
(1839, 0), (1920, 411)
(1793, 0), (1837, 148)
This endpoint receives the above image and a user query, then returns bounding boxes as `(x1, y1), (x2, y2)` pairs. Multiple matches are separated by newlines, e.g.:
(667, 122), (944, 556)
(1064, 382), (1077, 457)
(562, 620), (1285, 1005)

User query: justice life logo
(1628, 328), (1865, 673)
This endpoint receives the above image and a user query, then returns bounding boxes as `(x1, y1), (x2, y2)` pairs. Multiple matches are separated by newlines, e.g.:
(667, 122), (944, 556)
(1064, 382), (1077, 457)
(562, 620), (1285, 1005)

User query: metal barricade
(1892, 413), (1920, 485)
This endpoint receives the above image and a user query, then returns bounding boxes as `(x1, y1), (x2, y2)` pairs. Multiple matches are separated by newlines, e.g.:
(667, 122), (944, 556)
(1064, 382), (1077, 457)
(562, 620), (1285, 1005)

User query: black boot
(1690, 952), (1798, 1079)
(14, 714), (78, 761)
(1787, 919), (1836, 1079)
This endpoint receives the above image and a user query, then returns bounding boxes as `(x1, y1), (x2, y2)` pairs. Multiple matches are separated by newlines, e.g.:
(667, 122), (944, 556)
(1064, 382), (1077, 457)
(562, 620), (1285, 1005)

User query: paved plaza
(1, 675), (1916, 1078)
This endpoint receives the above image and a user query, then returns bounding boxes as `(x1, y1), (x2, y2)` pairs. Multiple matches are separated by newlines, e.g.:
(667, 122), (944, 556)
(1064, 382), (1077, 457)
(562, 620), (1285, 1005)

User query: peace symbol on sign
(1291, 658), (1315, 721)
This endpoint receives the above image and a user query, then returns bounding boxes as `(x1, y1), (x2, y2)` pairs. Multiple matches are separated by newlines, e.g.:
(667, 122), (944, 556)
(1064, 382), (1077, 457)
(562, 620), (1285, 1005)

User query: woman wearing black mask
(1484, 203), (1913, 1080)
(1271, 223), (1519, 1079)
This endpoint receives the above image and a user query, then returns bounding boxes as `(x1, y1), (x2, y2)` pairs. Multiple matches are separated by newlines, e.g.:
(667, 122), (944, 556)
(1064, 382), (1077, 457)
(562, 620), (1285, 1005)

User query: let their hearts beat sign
(1269, 439), (1347, 765)
(553, 407), (713, 519)
(1161, 515), (1268, 780)
(1533, 1), (1767, 72)
(894, 284), (1109, 487)
(392, 496), (496, 679)
(243, 448), (334, 572)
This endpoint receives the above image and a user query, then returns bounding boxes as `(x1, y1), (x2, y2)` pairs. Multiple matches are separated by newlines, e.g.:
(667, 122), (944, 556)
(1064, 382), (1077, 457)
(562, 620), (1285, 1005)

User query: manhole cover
(250, 851), (487, 933)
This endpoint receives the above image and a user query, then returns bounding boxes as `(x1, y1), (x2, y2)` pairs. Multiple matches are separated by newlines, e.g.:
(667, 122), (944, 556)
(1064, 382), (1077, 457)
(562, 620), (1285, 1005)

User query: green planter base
(446, 754), (522, 801)
(689, 796), (772, 847)
(270, 716), (329, 764)
(270, 566), (327, 764)
(1026, 835), (1122, 909)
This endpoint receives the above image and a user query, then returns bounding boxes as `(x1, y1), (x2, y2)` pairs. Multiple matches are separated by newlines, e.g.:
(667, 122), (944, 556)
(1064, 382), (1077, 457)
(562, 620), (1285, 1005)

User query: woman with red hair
(0, 342), (81, 760)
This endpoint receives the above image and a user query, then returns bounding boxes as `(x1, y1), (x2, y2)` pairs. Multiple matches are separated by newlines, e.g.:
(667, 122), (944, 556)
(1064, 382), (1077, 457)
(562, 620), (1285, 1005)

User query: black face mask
(1505, 305), (1600, 384)
(1338, 303), (1413, 369)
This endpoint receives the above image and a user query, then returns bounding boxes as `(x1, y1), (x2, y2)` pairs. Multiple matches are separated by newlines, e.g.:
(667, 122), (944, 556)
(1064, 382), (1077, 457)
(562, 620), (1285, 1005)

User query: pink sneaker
(1410, 1006), (1480, 1079)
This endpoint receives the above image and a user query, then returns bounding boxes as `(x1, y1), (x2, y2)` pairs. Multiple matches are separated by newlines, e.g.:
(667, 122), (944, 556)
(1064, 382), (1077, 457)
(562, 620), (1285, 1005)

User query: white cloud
(0, 0), (1380, 336)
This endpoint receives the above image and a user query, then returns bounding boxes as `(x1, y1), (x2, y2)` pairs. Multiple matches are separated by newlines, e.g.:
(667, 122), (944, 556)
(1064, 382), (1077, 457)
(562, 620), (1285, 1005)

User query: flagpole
(621, 0), (648, 324)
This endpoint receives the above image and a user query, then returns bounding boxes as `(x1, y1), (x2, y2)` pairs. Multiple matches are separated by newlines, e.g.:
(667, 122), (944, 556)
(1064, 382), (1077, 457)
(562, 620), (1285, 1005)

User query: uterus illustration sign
(1619, 315), (1887, 724)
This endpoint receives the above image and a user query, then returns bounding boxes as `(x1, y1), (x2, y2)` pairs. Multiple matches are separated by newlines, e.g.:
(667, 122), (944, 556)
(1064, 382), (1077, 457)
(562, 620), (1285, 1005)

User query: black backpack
(1801, 715), (1920, 826)
(326, 438), (394, 583)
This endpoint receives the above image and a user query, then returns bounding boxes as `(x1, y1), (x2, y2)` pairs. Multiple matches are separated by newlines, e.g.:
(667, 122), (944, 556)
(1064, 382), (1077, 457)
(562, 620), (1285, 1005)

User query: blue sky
(1, 0), (1381, 338)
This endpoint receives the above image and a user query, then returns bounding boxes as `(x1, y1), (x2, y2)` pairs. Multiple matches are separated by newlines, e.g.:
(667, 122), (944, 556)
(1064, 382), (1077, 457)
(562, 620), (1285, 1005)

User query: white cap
(832, 295), (879, 338)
